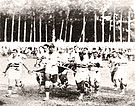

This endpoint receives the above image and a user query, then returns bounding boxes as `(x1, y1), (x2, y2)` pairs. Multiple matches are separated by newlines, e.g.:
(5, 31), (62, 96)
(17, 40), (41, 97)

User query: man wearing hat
(3, 49), (30, 97)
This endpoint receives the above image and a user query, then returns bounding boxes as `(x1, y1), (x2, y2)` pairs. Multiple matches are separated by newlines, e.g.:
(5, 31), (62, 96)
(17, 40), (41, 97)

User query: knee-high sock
(45, 92), (49, 99)
(79, 93), (84, 100)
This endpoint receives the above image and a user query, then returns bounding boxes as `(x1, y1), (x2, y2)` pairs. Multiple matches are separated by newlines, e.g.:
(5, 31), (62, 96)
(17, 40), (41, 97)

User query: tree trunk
(11, 14), (15, 42)
(64, 20), (68, 42)
(34, 17), (36, 42)
(128, 10), (131, 42)
(109, 20), (112, 42)
(45, 23), (47, 42)
(4, 18), (7, 42)
(39, 17), (42, 42)
(120, 11), (122, 42)
(82, 14), (86, 42)
(64, 9), (69, 42)
(102, 11), (104, 42)
(52, 27), (55, 42)
(69, 23), (73, 42)
(30, 21), (33, 42)
(24, 20), (26, 42)
(18, 14), (21, 42)
(52, 14), (55, 42)
(94, 12), (97, 42)
(60, 19), (64, 40)
(113, 7), (116, 42)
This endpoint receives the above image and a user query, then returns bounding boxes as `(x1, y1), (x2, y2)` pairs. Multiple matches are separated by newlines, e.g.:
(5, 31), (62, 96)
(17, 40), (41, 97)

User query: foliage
(0, 0), (133, 17)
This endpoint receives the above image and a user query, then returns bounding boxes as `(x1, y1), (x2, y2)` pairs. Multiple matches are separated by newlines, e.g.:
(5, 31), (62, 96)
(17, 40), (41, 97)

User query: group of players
(3, 43), (129, 100)
(33, 43), (103, 100)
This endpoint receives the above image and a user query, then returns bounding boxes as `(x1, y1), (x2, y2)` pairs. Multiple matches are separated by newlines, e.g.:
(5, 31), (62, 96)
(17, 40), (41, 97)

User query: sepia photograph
(0, 0), (135, 105)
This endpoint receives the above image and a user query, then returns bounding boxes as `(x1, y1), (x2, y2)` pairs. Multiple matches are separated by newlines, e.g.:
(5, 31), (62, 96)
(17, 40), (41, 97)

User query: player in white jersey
(74, 50), (90, 100)
(113, 52), (128, 94)
(89, 51), (102, 94)
(43, 44), (59, 100)
(108, 51), (121, 88)
(34, 47), (48, 93)
(3, 49), (30, 97)
(34, 46), (46, 67)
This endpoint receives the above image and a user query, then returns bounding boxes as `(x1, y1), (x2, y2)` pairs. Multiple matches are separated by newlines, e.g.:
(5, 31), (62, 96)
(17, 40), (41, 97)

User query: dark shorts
(59, 74), (68, 84)
(45, 73), (57, 83)
(111, 67), (118, 82)
(76, 81), (85, 93)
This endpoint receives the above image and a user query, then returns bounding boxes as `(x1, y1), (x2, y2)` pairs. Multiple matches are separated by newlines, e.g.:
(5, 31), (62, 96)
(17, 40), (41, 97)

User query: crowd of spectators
(0, 43), (135, 61)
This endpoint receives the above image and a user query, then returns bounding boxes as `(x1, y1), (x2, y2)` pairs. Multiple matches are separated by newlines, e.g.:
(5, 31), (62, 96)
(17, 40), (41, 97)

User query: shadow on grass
(19, 86), (134, 105)
(50, 88), (79, 101)
(20, 86), (79, 101)
(0, 100), (6, 105)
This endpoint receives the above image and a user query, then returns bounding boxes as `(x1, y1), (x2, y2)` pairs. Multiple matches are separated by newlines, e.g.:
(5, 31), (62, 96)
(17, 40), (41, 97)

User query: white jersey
(68, 51), (76, 61)
(75, 53), (90, 83)
(8, 54), (23, 70)
(75, 53), (89, 65)
(114, 55), (128, 83)
(89, 70), (101, 85)
(7, 53), (23, 79)
(90, 56), (102, 65)
(75, 69), (90, 83)
(45, 52), (58, 75)
(57, 52), (68, 63)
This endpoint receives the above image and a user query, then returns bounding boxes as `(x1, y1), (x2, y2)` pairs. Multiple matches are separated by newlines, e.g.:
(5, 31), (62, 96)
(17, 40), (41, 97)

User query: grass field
(1, 56), (135, 106)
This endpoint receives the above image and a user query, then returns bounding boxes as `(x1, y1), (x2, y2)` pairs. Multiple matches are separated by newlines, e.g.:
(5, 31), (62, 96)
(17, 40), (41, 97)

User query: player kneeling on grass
(3, 49), (30, 97)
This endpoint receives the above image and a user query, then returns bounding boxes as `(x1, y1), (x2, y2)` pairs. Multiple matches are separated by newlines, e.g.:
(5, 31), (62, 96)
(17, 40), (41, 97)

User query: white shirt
(8, 53), (23, 70)
(90, 56), (102, 66)
(45, 52), (58, 74)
